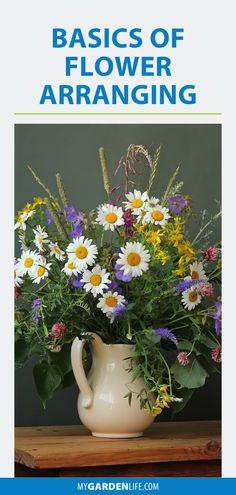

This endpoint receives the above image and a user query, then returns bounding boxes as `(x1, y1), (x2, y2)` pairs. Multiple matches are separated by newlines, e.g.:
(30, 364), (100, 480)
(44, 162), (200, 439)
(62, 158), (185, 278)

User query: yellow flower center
(75, 246), (88, 259)
(67, 262), (75, 270)
(24, 257), (34, 268)
(132, 198), (143, 208)
(191, 271), (199, 279)
(151, 210), (164, 221)
(105, 212), (118, 224)
(189, 292), (198, 302)
(90, 274), (102, 286)
(54, 246), (61, 254)
(106, 296), (118, 308)
(37, 266), (46, 277)
(37, 235), (43, 244)
(127, 252), (141, 266)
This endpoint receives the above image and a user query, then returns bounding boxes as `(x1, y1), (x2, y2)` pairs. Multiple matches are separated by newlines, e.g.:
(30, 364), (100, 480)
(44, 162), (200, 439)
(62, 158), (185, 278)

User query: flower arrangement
(15, 145), (221, 415)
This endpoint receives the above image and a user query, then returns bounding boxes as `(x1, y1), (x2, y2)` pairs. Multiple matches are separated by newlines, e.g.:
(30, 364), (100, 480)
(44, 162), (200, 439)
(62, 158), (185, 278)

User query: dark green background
(15, 124), (221, 426)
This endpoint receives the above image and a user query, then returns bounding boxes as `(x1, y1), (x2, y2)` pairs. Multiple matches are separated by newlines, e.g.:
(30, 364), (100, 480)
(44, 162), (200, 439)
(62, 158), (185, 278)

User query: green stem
(28, 165), (59, 208)
(56, 173), (68, 208)
(169, 307), (215, 325)
(44, 197), (70, 241)
(158, 351), (173, 395)
(192, 211), (221, 244)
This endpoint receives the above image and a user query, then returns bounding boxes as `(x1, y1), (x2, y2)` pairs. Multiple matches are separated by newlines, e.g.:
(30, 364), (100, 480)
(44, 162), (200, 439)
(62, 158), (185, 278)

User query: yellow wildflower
(158, 393), (171, 409)
(33, 197), (46, 207)
(163, 218), (185, 248)
(147, 405), (163, 416)
(135, 223), (148, 234)
(155, 249), (170, 265)
(145, 229), (163, 245)
(16, 197), (47, 224)
(169, 231), (184, 248)
(173, 216), (185, 228)
(160, 386), (168, 393)
(175, 265), (186, 277)
(174, 253), (192, 276)
(177, 241), (195, 263)
(23, 202), (33, 213)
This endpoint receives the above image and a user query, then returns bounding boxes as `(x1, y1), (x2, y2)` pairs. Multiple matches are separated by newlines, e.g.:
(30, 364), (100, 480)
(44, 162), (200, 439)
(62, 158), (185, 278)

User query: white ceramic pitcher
(71, 332), (155, 438)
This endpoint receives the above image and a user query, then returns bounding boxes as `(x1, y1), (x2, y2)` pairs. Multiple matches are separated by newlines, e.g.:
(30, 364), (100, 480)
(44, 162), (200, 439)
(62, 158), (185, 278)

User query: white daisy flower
(18, 232), (28, 251)
(17, 250), (41, 276)
(136, 208), (148, 225)
(144, 205), (170, 226)
(184, 261), (207, 282)
(97, 291), (126, 318)
(181, 288), (202, 311)
(135, 196), (161, 224)
(62, 260), (80, 277)
(14, 263), (23, 287)
(118, 241), (150, 277)
(96, 204), (124, 231)
(123, 190), (148, 216)
(66, 236), (98, 271)
(33, 225), (49, 252)
(81, 265), (111, 297)
(147, 196), (160, 207)
(31, 257), (51, 284)
(15, 210), (35, 230)
(49, 242), (65, 261)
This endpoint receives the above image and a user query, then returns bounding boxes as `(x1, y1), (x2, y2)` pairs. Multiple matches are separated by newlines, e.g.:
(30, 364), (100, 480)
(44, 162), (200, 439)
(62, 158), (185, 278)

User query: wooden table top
(15, 420), (221, 470)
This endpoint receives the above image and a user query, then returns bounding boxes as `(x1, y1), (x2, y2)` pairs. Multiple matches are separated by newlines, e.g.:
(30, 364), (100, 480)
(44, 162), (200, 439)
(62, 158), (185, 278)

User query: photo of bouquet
(14, 144), (221, 419)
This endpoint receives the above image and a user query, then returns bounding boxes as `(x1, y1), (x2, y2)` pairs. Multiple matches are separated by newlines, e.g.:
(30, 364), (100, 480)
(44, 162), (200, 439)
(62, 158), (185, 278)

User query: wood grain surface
(15, 420), (221, 470)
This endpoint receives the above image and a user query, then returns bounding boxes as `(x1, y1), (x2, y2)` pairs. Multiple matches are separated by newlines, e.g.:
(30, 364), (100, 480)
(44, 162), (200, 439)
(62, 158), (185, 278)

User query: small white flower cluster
(95, 190), (170, 231)
(16, 250), (51, 285)
(60, 235), (150, 320)
(15, 214), (151, 319)
(181, 261), (208, 310)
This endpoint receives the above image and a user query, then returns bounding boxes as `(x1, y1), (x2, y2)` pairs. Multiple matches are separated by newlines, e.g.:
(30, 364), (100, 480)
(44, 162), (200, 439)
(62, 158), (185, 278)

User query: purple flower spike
(72, 274), (84, 288)
(45, 208), (54, 225)
(115, 264), (133, 283)
(70, 222), (84, 240)
(208, 300), (222, 335)
(64, 204), (83, 224)
(123, 209), (135, 227)
(175, 279), (205, 293)
(155, 327), (178, 346)
(112, 301), (128, 320)
(106, 280), (123, 295)
(168, 195), (188, 215)
(31, 298), (42, 309)
(31, 298), (42, 324)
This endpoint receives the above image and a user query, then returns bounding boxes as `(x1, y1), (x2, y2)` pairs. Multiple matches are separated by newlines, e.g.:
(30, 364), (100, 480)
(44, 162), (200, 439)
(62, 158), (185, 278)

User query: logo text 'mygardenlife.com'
(77, 481), (160, 491)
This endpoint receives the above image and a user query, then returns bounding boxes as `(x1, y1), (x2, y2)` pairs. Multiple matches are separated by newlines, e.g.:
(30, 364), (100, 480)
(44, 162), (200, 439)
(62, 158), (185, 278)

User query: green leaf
(197, 354), (221, 375)
(124, 391), (133, 407)
(50, 344), (72, 377)
(171, 388), (194, 415)
(33, 361), (62, 408)
(197, 334), (217, 349)
(131, 365), (142, 382)
(171, 356), (209, 389)
(145, 334), (161, 344)
(177, 340), (193, 351)
(62, 370), (76, 388)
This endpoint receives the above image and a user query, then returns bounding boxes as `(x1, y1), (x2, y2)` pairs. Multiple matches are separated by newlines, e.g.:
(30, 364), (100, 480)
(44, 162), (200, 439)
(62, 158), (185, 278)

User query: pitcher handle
(71, 336), (93, 409)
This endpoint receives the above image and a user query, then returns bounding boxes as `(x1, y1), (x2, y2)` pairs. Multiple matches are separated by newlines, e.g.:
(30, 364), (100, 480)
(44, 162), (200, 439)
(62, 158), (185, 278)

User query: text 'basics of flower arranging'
(15, 145), (221, 414)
